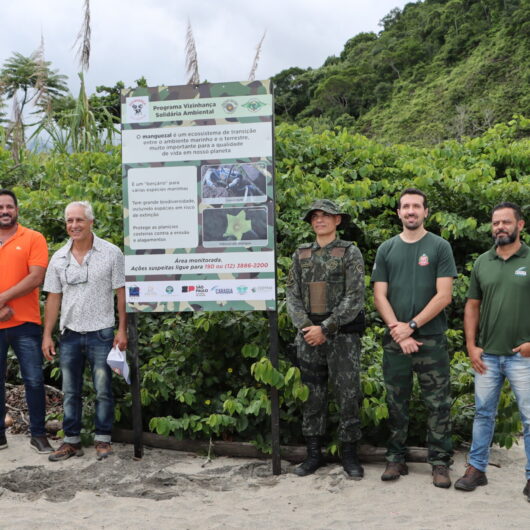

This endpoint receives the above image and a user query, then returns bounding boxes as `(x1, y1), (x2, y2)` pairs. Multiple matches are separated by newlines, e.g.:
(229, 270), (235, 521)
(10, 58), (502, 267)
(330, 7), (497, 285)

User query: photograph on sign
(121, 80), (275, 313)
(202, 206), (268, 247)
(201, 162), (268, 204)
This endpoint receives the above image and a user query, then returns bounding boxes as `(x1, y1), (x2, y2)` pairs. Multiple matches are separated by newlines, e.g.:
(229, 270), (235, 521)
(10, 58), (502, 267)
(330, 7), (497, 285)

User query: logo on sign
(182, 286), (196, 293)
(222, 99), (238, 113)
(251, 286), (274, 293)
(126, 96), (149, 122)
(165, 286), (174, 294)
(236, 286), (248, 295)
(242, 99), (266, 112)
(129, 286), (140, 297)
(211, 285), (233, 295)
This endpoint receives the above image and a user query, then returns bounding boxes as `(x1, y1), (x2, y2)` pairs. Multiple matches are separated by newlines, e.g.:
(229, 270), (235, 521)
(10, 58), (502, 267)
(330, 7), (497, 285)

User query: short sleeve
(436, 239), (457, 278)
(43, 254), (64, 294)
(467, 262), (482, 300)
(111, 248), (125, 289)
(371, 245), (388, 283)
(28, 232), (48, 268)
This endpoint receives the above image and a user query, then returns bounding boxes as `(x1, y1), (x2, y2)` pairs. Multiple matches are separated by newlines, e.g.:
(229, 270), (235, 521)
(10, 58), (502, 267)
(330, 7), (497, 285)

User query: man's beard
(493, 228), (518, 246)
(404, 215), (422, 230)
(0, 213), (17, 228)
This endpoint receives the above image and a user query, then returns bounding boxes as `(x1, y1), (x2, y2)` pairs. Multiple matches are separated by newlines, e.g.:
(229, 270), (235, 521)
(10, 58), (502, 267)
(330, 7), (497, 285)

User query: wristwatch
(320, 324), (330, 337)
(408, 320), (418, 331)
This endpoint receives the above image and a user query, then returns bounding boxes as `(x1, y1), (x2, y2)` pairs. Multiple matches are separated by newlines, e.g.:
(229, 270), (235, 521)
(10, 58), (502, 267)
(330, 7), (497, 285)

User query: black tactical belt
(309, 311), (366, 335)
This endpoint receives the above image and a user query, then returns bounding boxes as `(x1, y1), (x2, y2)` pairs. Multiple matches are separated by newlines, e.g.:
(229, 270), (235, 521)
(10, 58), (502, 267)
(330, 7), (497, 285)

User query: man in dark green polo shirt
(372, 188), (457, 488)
(454, 202), (530, 502)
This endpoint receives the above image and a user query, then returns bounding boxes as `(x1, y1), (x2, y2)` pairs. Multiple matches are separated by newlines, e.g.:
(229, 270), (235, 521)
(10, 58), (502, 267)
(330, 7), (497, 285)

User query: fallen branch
(111, 428), (429, 464)
(44, 384), (63, 396)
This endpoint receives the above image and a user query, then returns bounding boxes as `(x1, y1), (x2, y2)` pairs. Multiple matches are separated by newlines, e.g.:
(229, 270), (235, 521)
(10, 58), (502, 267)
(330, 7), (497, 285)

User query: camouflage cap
(302, 199), (351, 229)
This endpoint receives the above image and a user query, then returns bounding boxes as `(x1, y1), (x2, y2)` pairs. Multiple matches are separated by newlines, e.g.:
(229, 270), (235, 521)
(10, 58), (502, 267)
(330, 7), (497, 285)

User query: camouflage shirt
(286, 238), (365, 334)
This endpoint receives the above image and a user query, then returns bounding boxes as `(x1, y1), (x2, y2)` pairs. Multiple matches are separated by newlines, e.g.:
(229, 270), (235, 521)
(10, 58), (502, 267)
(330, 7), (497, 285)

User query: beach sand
(0, 433), (528, 529)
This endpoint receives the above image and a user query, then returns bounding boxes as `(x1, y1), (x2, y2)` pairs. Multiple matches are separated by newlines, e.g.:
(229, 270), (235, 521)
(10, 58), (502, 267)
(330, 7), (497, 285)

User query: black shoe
(523, 479), (530, 502)
(294, 437), (325, 477)
(342, 443), (364, 480)
(454, 465), (488, 491)
(30, 436), (54, 454)
(381, 462), (408, 481)
(0, 433), (7, 450)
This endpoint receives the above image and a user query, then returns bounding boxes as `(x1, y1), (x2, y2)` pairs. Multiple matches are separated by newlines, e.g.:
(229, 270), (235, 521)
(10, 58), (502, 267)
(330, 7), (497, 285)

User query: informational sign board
(121, 81), (276, 313)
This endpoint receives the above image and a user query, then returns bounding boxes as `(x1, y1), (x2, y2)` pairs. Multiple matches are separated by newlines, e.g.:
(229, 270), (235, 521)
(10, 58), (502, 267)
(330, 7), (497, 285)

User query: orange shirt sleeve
(28, 231), (48, 268)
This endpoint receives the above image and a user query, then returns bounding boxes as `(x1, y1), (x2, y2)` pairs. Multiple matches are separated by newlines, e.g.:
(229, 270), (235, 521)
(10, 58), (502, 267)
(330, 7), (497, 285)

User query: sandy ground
(0, 433), (528, 529)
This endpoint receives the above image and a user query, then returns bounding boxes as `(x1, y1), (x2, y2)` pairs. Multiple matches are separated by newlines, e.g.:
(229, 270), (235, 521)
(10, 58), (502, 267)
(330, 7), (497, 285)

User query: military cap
(302, 199), (351, 229)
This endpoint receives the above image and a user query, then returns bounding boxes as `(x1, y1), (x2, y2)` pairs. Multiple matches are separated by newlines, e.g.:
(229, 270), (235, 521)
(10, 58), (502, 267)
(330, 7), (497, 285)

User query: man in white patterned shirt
(42, 201), (127, 461)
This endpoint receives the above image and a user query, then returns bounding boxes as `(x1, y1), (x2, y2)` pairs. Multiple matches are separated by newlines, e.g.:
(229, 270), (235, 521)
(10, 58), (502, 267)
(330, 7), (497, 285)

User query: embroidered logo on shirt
(16, 246), (22, 250)
(515, 267), (527, 277)
(418, 253), (429, 266)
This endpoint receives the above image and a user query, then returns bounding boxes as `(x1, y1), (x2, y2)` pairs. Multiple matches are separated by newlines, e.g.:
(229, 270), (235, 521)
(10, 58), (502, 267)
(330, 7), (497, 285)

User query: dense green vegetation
(2, 0), (529, 453)
(273, 0), (530, 143)
(3, 116), (529, 451)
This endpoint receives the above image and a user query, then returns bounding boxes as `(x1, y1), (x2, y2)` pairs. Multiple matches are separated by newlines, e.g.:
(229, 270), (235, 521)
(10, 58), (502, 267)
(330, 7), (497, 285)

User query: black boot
(294, 437), (325, 477)
(342, 442), (364, 480)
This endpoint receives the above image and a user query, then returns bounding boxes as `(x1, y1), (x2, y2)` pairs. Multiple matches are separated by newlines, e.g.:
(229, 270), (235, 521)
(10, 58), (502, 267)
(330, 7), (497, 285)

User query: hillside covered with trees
(273, 0), (530, 143)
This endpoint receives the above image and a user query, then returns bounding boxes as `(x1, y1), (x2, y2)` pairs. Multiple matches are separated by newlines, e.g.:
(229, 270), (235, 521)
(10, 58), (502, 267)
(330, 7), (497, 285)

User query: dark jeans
(0, 322), (46, 437)
(59, 327), (114, 443)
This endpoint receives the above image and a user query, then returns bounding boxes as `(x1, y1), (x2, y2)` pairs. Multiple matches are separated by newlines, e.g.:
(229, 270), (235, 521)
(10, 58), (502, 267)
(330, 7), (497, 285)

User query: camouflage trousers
(296, 332), (362, 443)
(383, 333), (453, 466)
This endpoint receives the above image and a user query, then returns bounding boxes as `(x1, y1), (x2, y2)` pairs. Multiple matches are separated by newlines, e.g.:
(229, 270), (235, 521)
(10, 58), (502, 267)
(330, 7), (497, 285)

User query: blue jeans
(469, 353), (530, 479)
(59, 327), (115, 443)
(0, 322), (46, 437)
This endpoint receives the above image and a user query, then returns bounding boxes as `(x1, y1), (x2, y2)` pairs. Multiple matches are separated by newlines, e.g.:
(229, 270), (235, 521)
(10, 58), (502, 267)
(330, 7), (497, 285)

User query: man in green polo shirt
(454, 202), (530, 501)
(372, 188), (457, 488)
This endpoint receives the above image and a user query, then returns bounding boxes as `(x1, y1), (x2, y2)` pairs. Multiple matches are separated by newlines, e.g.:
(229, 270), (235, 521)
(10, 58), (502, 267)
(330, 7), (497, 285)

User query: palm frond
(185, 19), (200, 85)
(248, 31), (267, 82)
(74, 0), (91, 71)
(33, 34), (51, 112)
(7, 95), (25, 159)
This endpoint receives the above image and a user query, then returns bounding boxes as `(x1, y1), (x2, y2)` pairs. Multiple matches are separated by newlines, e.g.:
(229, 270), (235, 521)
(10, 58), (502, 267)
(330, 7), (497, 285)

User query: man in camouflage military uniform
(372, 188), (456, 488)
(286, 199), (365, 479)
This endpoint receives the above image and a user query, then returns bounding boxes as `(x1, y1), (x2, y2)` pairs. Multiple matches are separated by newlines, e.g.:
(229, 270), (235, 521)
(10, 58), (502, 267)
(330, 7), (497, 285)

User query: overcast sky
(1, 0), (410, 96)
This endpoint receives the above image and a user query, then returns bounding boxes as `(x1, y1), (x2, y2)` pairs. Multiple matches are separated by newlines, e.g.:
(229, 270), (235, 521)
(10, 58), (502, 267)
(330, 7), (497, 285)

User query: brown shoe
(432, 465), (451, 488)
(454, 465), (488, 491)
(381, 462), (409, 481)
(48, 442), (84, 462)
(95, 441), (113, 460)
(523, 479), (530, 502)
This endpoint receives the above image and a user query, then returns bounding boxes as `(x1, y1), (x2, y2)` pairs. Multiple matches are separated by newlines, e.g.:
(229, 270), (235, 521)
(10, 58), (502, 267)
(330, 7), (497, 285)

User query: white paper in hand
(106, 346), (131, 384)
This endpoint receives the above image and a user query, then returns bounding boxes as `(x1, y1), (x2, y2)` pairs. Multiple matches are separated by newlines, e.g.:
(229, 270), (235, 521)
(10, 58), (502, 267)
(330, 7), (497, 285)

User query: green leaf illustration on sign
(224, 210), (252, 240)
(242, 99), (266, 112)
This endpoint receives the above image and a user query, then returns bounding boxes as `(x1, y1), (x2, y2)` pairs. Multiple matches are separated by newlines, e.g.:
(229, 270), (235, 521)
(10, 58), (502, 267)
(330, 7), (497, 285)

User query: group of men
(0, 189), (126, 461)
(1, 186), (529, 499)
(287, 188), (530, 501)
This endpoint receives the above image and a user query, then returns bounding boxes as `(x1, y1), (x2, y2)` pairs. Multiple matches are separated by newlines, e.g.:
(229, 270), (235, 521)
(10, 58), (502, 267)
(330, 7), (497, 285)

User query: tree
(0, 51), (68, 116)
(0, 51), (68, 140)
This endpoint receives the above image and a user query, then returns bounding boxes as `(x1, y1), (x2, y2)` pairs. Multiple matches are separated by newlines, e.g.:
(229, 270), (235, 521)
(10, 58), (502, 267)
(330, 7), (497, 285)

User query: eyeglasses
(65, 250), (92, 285)
(65, 262), (89, 285)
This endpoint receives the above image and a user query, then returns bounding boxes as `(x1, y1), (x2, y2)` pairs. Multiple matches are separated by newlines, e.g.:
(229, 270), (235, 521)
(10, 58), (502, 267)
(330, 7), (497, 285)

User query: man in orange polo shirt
(0, 189), (52, 453)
